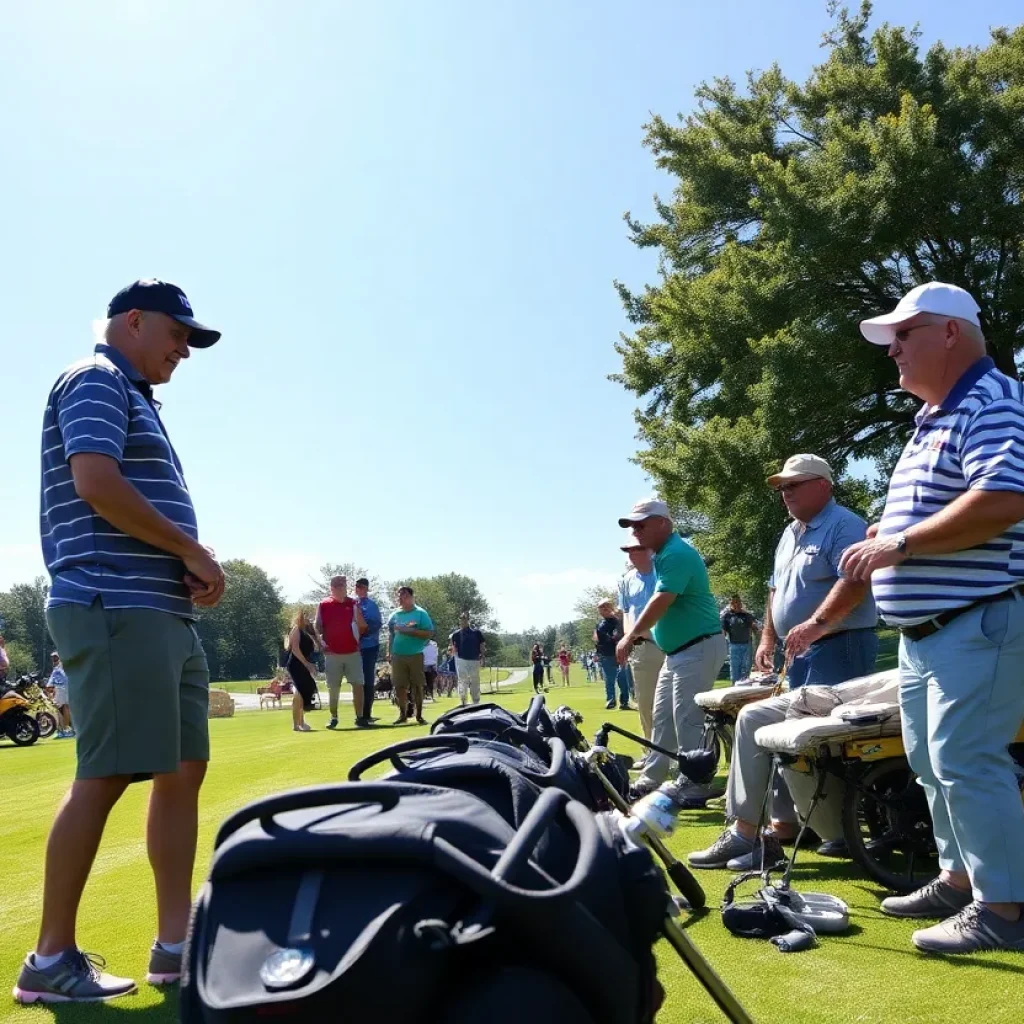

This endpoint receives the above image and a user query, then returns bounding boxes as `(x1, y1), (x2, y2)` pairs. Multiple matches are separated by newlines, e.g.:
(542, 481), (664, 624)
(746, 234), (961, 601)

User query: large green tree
(0, 577), (52, 674)
(392, 573), (499, 655)
(194, 559), (284, 681)
(616, 4), (1024, 594)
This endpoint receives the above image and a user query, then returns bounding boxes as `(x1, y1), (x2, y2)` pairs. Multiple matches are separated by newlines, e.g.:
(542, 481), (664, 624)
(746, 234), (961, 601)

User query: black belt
(665, 632), (719, 657)
(899, 585), (1024, 642)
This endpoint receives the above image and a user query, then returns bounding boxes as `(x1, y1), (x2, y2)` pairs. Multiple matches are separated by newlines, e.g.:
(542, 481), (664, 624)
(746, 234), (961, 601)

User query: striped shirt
(873, 357), (1024, 626)
(40, 343), (198, 617)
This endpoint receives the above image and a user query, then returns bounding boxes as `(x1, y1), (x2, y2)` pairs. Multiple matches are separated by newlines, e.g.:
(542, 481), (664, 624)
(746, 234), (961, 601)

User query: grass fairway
(1, 663), (1018, 1024)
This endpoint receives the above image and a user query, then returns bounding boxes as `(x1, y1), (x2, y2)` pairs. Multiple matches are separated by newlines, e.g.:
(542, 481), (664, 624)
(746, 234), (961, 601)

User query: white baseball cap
(618, 497), (672, 527)
(767, 454), (833, 487)
(618, 532), (646, 551)
(859, 282), (981, 346)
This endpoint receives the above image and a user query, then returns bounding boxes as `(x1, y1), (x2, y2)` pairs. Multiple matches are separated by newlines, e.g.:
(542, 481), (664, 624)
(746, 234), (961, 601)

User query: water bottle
(630, 789), (681, 839)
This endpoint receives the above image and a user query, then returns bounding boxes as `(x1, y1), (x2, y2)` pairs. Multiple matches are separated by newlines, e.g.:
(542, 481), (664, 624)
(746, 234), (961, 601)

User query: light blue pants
(899, 594), (1024, 903)
(728, 642), (752, 683)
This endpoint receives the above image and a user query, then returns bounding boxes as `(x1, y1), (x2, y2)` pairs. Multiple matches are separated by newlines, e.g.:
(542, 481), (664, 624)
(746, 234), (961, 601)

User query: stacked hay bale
(208, 688), (235, 719)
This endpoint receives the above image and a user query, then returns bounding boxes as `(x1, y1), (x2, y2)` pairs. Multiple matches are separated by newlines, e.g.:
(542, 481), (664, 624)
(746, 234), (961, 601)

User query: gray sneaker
(146, 943), (182, 986)
(660, 776), (716, 809)
(13, 949), (137, 1004)
(726, 833), (786, 872)
(688, 828), (755, 869)
(880, 878), (973, 919)
(912, 901), (1024, 954)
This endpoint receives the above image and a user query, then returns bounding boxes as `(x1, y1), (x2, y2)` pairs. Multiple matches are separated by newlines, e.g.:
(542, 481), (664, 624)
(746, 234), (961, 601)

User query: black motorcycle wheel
(843, 757), (938, 894)
(10, 713), (41, 747)
(36, 712), (58, 739)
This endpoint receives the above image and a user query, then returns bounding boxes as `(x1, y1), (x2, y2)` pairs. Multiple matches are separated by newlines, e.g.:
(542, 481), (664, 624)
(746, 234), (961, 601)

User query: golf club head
(675, 748), (718, 786)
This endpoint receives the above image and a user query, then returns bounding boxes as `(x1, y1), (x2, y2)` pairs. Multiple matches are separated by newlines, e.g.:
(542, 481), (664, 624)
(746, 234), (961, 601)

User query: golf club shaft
(662, 916), (755, 1024)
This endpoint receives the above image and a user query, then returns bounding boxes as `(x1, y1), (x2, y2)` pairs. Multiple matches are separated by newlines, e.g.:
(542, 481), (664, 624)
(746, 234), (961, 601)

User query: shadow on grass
(45, 987), (177, 1022)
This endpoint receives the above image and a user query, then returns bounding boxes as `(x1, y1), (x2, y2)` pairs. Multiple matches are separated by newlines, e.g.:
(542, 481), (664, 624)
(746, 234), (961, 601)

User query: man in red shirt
(315, 575), (368, 728)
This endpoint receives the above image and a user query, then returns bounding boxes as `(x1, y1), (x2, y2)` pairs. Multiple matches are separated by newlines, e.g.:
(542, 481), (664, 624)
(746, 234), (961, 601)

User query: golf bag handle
(429, 702), (510, 731)
(347, 734), (472, 780)
(525, 693), (546, 733)
(433, 789), (603, 902)
(213, 783), (401, 847)
(347, 733), (572, 787)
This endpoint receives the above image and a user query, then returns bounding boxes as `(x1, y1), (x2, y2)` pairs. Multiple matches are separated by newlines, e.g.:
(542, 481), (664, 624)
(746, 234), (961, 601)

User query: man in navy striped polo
(842, 282), (1024, 954)
(15, 281), (225, 1004)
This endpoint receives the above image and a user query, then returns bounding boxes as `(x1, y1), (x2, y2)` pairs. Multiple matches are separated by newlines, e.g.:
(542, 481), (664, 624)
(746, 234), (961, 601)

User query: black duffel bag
(180, 781), (668, 1024)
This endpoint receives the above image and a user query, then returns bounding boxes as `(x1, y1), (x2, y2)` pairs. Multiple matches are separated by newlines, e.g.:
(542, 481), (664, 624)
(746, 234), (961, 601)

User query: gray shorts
(46, 600), (210, 780)
(325, 651), (364, 694)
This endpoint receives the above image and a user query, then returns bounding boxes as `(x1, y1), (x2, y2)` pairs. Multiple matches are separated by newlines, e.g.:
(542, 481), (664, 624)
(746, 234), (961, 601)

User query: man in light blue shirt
(617, 535), (663, 749)
(755, 454), (878, 689)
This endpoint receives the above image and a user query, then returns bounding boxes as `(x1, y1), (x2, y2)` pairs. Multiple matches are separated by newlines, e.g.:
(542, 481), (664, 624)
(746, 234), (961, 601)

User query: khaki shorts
(47, 600), (210, 780)
(325, 651), (364, 695)
(391, 653), (426, 700)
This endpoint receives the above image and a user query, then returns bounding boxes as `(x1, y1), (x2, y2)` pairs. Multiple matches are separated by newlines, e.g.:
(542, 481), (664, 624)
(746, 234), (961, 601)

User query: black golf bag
(181, 704), (671, 1024)
(430, 698), (632, 806)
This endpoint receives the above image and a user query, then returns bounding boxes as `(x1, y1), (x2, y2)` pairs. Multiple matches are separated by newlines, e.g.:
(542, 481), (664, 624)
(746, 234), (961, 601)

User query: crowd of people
(280, 576), (490, 731)
(12, 277), (1024, 1005)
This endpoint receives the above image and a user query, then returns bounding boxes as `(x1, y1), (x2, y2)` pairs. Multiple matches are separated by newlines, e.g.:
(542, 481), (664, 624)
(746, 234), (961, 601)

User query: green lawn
(1, 659), (1018, 1024)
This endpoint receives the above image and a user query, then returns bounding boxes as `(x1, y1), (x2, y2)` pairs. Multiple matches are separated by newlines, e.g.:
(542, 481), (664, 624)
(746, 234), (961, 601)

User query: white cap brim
(859, 310), (917, 346)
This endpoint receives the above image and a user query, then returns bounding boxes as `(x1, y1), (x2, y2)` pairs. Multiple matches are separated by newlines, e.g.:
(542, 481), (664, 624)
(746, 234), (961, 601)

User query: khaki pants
(725, 694), (845, 840)
(392, 653), (426, 715)
(629, 640), (664, 741)
(325, 652), (364, 718)
(637, 633), (727, 787)
(455, 658), (481, 704)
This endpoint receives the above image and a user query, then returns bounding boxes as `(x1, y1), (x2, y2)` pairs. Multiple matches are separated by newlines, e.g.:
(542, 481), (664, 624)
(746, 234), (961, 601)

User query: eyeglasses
(632, 519), (654, 531)
(893, 323), (935, 345)
(774, 478), (817, 495)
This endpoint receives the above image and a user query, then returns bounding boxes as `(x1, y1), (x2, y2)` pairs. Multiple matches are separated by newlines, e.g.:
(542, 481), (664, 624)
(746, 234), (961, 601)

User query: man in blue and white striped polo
(15, 281), (226, 1005)
(843, 281), (1024, 955)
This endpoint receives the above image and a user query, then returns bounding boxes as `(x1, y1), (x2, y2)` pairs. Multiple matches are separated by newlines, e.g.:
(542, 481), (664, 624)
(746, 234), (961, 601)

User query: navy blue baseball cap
(107, 279), (221, 348)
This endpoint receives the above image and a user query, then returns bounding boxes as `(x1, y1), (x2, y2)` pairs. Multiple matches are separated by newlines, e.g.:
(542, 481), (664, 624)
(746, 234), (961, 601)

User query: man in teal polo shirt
(387, 586), (434, 725)
(616, 498), (726, 799)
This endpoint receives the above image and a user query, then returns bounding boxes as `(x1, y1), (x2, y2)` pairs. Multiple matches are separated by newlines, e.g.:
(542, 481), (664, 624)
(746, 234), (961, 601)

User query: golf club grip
(666, 861), (706, 910)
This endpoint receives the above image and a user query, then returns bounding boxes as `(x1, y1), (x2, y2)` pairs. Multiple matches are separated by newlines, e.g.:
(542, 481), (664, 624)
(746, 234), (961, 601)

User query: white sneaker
(293, 723), (312, 732)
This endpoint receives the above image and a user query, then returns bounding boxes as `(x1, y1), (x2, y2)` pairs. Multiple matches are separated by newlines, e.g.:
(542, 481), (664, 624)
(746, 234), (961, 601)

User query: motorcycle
(13, 674), (59, 739)
(0, 684), (41, 746)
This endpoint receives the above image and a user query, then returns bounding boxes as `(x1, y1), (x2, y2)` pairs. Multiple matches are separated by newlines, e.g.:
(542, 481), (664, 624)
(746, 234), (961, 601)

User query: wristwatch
(894, 532), (908, 555)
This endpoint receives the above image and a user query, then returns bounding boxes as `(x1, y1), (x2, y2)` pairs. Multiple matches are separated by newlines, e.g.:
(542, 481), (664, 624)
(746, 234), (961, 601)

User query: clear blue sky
(1, 0), (1018, 631)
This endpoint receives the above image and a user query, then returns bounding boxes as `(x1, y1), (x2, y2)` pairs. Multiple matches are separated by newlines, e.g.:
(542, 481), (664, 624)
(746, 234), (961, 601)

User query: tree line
(1, 563), (502, 681)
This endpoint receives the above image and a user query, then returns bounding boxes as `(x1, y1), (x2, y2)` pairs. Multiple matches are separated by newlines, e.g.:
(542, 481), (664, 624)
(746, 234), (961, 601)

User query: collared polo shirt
(770, 499), (876, 638)
(651, 533), (721, 653)
(874, 357), (1024, 626)
(618, 568), (657, 635)
(40, 343), (198, 617)
(357, 596), (382, 650)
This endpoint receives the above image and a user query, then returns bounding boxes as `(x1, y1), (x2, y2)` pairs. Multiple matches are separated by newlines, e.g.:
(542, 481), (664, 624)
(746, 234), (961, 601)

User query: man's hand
(784, 619), (828, 659)
(615, 634), (635, 666)
(184, 545), (225, 607)
(754, 641), (775, 673)
(839, 534), (906, 582)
